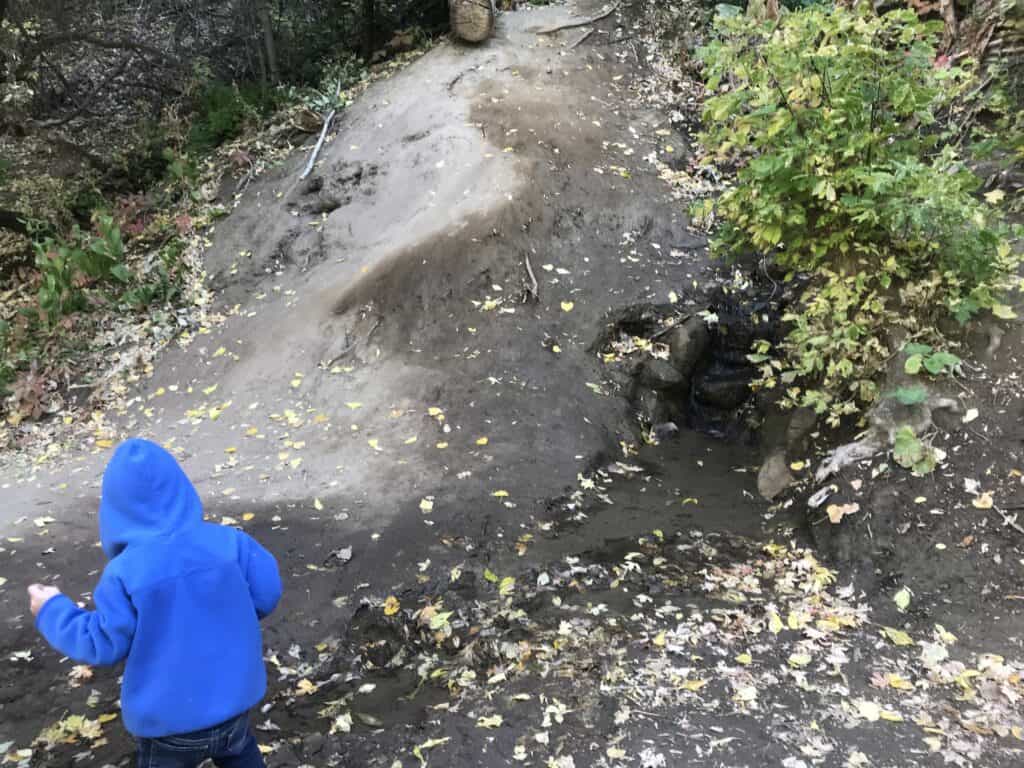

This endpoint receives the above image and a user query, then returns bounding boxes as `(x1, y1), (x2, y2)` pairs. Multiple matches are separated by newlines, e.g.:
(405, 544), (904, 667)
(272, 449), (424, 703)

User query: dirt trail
(3, 2), (1023, 767)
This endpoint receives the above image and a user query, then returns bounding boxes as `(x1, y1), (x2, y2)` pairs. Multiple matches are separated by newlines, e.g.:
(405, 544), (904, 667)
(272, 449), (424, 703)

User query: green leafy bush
(33, 216), (131, 327)
(698, 5), (1019, 426)
(187, 82), (277, 154)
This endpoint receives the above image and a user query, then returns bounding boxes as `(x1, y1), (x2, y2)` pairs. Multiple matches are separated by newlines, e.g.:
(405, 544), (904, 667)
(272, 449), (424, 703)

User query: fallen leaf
(881, 627), (915, 647)
(560, 301), (574, 312)
(313, 498), (324, 511)
(419, 498), (434, 513)
(972, 491), (994, 509)
(383, 596), (400, 616)
(477, 715), (503, 729)
(894, 587), (912, 612)
(826, 502), (860, 524)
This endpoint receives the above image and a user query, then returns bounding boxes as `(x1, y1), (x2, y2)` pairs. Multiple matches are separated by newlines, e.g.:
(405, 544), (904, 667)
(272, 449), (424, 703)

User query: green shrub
(187, 82), (277, 154)
(33, 216), (131, 327)
(696, 5), (1019, 426)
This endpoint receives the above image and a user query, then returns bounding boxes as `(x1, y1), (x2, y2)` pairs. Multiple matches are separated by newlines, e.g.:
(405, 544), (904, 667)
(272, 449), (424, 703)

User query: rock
(639, 359), (685, 390)
(785, 407), (817, 453)
(634, 388), (669, 425)
(757, 450), (795, 501)
(451, 0), (495, 43)
(666, 317), (709, 377)
(693, 365), (751, 409)
(302, 733), (325, 756)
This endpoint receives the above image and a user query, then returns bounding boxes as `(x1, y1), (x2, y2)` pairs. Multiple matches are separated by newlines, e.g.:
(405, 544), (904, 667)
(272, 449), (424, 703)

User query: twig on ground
(570, 29), (595, 49)
(995, 506), (1024, 536)
(537, 1), (621, 35)
(524, 254), (539, 302)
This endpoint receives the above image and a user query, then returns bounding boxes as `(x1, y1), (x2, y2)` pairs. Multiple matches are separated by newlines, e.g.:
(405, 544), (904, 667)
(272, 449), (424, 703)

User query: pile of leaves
(244, 529), (1023, 767)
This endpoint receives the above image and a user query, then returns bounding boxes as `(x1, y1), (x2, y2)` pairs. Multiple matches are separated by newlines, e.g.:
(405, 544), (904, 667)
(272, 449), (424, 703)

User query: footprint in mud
(290, 161), (381, 216)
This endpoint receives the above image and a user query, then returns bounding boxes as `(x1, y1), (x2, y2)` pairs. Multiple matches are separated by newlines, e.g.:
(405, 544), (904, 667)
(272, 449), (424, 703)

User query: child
(28, 438), (282, 768)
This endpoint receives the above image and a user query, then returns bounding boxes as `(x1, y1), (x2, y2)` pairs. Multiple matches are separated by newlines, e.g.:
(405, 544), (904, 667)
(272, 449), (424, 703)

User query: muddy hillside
(2, 2), (1024, 768)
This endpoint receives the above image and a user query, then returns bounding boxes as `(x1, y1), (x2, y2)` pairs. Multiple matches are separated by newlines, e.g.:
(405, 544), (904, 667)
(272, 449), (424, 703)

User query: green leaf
(904, 354), (923, 375)
(890, 385), (928, 405)
(923, 351), (959, 375)
(902, 343), (933, 357)
(991, 304), (1018, 320)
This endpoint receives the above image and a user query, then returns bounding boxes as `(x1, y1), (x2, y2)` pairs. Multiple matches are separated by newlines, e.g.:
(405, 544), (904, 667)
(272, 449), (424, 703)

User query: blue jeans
(136, 713), (265, 768)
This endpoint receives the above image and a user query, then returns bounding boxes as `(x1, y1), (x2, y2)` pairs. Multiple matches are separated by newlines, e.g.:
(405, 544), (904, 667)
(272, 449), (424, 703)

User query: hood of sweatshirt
(99, 438), (203, 558)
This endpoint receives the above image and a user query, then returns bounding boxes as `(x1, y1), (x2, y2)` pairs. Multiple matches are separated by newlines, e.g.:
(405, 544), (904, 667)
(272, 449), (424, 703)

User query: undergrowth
(695, 4), (1021, 427)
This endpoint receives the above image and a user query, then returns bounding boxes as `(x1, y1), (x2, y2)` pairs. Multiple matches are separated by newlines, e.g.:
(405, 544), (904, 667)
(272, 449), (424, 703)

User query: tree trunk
(363, 0), (377, 59)
(255, 0), (279, 84)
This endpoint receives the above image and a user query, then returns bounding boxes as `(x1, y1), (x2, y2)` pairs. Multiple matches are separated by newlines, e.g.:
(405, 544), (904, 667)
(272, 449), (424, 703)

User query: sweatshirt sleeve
(35, 569), (136, 666)
(237, 532), (282, 619)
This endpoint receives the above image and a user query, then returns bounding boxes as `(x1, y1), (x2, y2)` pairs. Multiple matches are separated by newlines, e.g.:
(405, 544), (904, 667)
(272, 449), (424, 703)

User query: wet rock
(639, 359), (685, 390)
(757, 450), (794, 501)
(666, 317), (709, 377)
(635, 388), (669, 425)
(785, 407), (817, 454)
(302, 733), (325, 756)
(693, 364), (751, 409)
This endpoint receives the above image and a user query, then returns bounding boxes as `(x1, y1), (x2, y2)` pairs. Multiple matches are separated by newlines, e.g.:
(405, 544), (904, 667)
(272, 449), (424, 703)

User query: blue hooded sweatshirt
(36, 438), (282, 738)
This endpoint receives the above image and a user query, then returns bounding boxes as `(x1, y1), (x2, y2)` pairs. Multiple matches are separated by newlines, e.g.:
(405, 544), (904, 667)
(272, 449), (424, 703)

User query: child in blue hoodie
(27, 438), (282, 768)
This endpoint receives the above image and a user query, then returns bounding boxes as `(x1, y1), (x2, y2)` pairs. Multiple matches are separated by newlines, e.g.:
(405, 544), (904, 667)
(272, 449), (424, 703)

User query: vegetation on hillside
(695, 2), (1022, 428)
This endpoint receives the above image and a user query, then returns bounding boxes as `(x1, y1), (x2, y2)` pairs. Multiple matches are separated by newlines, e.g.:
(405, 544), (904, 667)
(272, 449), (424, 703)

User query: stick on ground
(537, 2), (621, 35)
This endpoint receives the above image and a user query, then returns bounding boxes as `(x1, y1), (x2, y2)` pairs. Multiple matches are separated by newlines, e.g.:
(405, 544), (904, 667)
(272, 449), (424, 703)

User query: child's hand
(28, 584), (61, 617)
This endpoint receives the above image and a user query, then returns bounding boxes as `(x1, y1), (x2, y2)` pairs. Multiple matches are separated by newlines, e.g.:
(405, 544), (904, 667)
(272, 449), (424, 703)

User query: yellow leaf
(242, 513), (255, 522)
(881, 627), (915, 647)
(736, 653), (752, 665)
(492, 490), (509, 498)
(768, 613), (783, 634)
(96, 439), (113, 449)
(313, 498), (324, 511)
(419, 498), (434, 513)
(203, 384), (218, 395)
(476, 437), (489, 446)
(436, 441), (448, 449)
(880, 710), (904, 722)
(213, 346), (226, 358)
(98, 713), (118, 724)
(224, 446), (237, 454)
(972, 491), (994, 509)
(383, 596), (400, 616)
(788, 652), (812, 668)
(295, 678), (317, 696)
(477, 715), (503, 729)
(935, 624), (957, 645)
(790, 461), (805, 471)
(368, 438), (380, 451)
(483, 568), (498, 583)
(827, 502), (860, 524)
(404, 436), (418, 444)
(653, 632), (666, 647)
(984, 189), (1006, 205)
(428, 407), (444, 417)
(681, 679), (707, 691)
(560, 301), (574, 312)
(346, 402), (362, 410)
(499, 576), (515, 596)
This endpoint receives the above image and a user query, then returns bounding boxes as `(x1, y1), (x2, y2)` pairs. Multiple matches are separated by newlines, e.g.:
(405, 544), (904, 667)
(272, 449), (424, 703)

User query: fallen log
(451, 0), (496, 43)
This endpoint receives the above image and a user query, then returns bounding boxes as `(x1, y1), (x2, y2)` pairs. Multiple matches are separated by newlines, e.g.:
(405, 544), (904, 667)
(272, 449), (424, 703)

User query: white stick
(299, 108), (336, 181)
